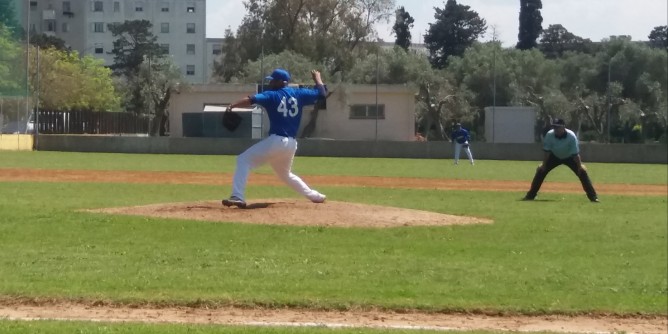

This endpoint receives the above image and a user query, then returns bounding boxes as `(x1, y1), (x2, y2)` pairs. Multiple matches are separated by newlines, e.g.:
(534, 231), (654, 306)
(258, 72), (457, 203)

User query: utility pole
(259, 0), (265, 94)
(25, 0), (31, 145)
(491, 26), (498, 143)
(607, 60), (612, 143)
(35, 47), (40, 146)
(375, 48), (379, 141)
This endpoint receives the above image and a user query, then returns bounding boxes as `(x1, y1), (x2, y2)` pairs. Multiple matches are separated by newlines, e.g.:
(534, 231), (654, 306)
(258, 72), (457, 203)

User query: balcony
(42, 9), (56, 20)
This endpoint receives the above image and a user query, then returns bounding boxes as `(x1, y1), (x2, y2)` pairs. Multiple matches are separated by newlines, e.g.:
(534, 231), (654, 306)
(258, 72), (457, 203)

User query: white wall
(484, 106), (536, 143)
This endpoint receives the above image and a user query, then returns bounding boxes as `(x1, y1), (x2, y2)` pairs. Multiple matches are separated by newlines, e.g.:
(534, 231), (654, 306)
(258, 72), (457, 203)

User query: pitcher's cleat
(222, 196), (247, 208)
(310, 192), (327, 203)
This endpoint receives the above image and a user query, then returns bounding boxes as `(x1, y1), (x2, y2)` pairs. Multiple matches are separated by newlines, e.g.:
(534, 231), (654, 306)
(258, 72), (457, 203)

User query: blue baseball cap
(265, 68), (291, 82)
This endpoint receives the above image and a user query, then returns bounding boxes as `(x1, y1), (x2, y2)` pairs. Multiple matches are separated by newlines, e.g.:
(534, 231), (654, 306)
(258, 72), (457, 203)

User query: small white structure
(484, 106), (536, 143)
(169, 84), (416, 141)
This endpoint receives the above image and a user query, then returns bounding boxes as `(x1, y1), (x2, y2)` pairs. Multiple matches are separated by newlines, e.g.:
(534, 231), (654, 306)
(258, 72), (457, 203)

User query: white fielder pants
(230, 134), (322, 201)
(454, 142), (474, 164)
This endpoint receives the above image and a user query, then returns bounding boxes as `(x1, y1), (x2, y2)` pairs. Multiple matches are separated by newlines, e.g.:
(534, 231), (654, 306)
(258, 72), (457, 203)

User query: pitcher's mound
(90, 200), (491, 228)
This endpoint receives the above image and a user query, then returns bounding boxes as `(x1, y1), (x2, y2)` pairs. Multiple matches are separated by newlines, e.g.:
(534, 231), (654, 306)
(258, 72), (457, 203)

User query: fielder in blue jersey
(451, 123), (474, 165)
(222, 69), (327, 208)
(523, 118), (599, 202)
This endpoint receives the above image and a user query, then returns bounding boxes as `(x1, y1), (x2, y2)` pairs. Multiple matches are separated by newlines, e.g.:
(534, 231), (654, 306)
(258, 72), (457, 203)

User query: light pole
(492, 43), (496, 143)
(259, 0), (265, 94)
(25, 0), (31, 141)
(375, 47), (379, 141)
(490, 27), (498, 143)
(607, 60), (612, 143)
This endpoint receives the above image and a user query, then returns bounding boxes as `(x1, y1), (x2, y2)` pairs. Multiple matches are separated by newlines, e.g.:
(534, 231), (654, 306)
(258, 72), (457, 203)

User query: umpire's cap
(551, 118), (566, 127)
(266, 68), (291, 82)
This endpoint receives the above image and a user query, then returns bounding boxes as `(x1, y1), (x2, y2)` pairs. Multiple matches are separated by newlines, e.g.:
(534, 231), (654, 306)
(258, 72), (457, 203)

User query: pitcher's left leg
(269, 138), (326, 203)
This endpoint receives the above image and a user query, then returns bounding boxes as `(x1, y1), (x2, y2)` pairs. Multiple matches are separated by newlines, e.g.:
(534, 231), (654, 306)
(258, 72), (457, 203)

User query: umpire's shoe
(521, 194), (535, 201)
(222, 196), (247, 208)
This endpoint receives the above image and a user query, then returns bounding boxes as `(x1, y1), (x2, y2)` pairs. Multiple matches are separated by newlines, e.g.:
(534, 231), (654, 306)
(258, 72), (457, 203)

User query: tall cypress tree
(393, 6), (414, 51)
(424, 0), (487, 69)
(516, 0), (543, 50)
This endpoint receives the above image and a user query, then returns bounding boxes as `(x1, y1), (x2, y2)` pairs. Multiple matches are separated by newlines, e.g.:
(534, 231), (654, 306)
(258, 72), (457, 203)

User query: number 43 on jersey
(278, 97), (299, 117)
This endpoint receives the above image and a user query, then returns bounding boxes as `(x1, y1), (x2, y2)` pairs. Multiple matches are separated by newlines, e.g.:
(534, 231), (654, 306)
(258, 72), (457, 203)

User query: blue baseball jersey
(452, 128), (470, 144)
(543, 128), (579, 159)
(251, 86), (324, 138)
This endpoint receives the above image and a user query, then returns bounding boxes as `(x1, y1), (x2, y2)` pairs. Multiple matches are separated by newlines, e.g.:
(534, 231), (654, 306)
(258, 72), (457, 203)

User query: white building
(168, 84), (417, 141)
(24, 0), (207, 83)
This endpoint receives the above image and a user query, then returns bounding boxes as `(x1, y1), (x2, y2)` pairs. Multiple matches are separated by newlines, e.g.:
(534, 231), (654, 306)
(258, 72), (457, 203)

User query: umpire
(523, 118), (599, 202)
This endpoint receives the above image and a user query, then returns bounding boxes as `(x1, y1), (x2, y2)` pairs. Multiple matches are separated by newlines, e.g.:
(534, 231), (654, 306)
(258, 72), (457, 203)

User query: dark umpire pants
(525, 153), (598, 200)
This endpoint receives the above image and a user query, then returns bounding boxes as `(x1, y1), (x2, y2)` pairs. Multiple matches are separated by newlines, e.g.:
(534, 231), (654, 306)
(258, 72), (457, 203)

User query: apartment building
(23, 0), (207, 83)
(206, 37), (224, 83)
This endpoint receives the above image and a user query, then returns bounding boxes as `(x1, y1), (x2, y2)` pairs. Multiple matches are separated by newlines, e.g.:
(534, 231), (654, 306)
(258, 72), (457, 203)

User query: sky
(206, 0), (668, 47)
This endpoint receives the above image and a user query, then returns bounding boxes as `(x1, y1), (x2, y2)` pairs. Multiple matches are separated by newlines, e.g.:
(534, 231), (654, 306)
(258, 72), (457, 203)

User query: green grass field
(0, 151), (666, 333)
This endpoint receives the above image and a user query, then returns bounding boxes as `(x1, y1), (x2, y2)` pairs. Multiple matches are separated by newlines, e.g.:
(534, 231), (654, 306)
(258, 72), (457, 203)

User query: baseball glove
(222, 110), (242, 132)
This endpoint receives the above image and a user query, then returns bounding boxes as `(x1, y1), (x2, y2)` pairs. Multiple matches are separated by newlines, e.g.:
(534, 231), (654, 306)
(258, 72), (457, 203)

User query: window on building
(94, 43), (104, 54)
(349, 104), (385, 119)
(160, 23), (169, 33)
(61, 22), (69, 32)
(186, 5), (195, 13)
(186, 44), (195, 55)
(62, 1), (71, 12)
(114, 1), (120, 12)
(186, 23), (196, 33)
(30, 1), (37, 9)
(161, 3), (169, 12)
(212, 44), (222, 55)
(135, 2), (143, 12)
(93, 22), (104, 33)
(186, 65), (195, 76)
(93, 1), (103, 12)
(46, 21), (56, 32)
(160, 44), (169, 55)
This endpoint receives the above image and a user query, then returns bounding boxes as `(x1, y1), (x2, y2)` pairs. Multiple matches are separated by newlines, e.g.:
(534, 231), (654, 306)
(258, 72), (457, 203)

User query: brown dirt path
(0, 168), (666, 196)
(0, 302), (666, 333)
(1, 168), (667, 332)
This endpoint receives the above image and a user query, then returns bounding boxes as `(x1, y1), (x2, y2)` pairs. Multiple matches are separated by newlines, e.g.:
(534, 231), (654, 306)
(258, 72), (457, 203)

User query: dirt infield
(1, 301), (666, 333)
(1, 168), (666, 332)
(1, 168), (666, 196)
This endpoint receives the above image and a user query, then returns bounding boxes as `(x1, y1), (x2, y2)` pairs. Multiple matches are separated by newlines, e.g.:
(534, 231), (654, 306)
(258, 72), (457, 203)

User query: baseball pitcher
(222, 68), (327, 208)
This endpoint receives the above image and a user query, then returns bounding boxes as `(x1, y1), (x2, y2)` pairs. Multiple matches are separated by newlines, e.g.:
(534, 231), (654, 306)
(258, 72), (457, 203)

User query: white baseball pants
(230, 134), (323, 201)
(454, 142), (474, 165)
